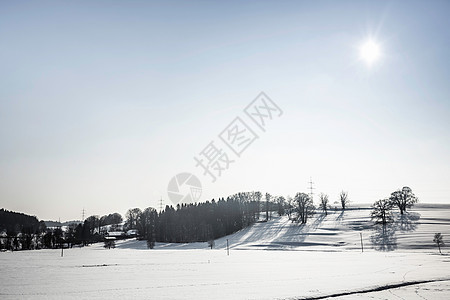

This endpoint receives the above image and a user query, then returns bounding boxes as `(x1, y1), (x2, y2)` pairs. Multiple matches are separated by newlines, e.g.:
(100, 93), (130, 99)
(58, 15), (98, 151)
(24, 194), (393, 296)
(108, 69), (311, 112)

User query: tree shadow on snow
(396, 212), (420, 232)
(336, 210), (345, 222)
(370, 212), (421, 251)
(371, 224), (398, 251)
(311, 213), (326, 230)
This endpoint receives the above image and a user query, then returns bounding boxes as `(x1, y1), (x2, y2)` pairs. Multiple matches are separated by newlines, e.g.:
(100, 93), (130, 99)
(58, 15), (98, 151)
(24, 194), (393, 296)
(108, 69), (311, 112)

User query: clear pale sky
(1, 0), (449, 221)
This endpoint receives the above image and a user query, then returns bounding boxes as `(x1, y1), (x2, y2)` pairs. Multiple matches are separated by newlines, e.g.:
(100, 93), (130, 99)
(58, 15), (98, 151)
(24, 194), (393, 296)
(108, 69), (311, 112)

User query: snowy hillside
(215, 204), (450, 251)
(114, 204), (450, 252)
(1, 204), (450, 299)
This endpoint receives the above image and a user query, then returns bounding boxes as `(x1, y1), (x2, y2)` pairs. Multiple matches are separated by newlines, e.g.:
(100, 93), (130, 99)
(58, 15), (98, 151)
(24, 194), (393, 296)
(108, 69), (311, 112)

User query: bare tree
(277, 196), (285, 216)
(104, 238), (116, 249)
(319, 193), (329, 216)
(389, 186), (418, 215)
(253, 191), (262, 220)
(339, 191), (349, 210)
(433, 233), (444, 254)
(265, 193), (271, 221)
(294, 192), (315, 224)
(371, 199), (394, 225)
(286, 196), (294, 220)
(125, 208), (142, 231)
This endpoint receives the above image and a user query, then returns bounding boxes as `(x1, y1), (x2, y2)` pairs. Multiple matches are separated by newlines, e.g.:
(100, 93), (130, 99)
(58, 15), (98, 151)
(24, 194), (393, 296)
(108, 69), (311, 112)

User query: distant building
(126, 230), (138, 237)
(106, 231), (126, 238)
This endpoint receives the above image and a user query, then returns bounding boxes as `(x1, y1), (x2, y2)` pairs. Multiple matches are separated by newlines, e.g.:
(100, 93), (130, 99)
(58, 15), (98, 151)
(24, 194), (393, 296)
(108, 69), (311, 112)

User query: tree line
(0, 189), (351, 251)
(1, 186), (420, 251)
(0, 192), (262, 250)
(127, 192), (261, 248)
(0, 209), (46, 250)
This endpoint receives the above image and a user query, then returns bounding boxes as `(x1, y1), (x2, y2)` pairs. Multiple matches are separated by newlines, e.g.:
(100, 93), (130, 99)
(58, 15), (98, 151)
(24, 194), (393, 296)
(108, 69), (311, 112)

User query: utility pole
(82, 208), (86, 222)
(308, 177), (315, 202)
(159, 197), (164, 213)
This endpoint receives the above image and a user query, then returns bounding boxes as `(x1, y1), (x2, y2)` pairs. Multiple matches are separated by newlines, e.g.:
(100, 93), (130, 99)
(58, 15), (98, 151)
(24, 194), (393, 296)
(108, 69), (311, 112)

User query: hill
(43, 220), (82, 227)
(113, 204), (450, 252)
(213, 204), (450, 251)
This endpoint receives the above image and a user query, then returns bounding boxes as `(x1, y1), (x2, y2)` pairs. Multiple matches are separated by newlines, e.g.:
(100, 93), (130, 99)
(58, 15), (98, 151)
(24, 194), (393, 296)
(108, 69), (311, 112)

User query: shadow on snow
(371, 212), (420, 252)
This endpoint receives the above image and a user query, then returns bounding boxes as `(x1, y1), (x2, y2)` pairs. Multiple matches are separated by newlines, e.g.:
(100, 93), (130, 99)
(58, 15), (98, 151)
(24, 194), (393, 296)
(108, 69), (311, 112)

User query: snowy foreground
(1, 205), (450, 299)
(1, 248), (449, 299)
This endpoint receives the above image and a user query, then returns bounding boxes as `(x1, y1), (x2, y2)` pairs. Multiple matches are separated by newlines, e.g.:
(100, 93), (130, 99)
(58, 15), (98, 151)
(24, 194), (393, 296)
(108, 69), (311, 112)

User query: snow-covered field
(1, 205), (450, 299)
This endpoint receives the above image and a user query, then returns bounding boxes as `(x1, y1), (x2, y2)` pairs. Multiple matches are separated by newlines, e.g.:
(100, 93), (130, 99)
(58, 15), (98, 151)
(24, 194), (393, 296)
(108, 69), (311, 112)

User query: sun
(359, 39), (381, 66)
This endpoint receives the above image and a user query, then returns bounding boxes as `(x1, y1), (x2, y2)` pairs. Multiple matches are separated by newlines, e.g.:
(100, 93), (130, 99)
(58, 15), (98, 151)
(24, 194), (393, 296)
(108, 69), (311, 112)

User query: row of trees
(88, 190), (348, 249)
(1, 187), (353, 251)
(122, 190), (344, 248)
(125, 193), (261, 248)
(316, 191), (349, 216)
(0, 224), (67, 251)
(0, 192), (264, 250)
(3, 187), (419, 251)
(0, 209), (125, 251)
(283, 187), (419, 228)
(0, 209), (45, 237)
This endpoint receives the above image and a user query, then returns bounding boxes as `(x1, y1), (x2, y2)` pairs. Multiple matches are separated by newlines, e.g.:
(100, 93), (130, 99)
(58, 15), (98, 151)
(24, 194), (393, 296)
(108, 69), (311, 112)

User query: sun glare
(359, 40), (381, 66)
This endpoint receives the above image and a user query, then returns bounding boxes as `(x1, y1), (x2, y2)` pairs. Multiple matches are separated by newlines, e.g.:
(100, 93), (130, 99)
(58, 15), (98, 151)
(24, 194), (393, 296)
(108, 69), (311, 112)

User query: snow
(332, 280), (450, 300)
(135, 204), (450, 252)
(1, 204), (449, 299)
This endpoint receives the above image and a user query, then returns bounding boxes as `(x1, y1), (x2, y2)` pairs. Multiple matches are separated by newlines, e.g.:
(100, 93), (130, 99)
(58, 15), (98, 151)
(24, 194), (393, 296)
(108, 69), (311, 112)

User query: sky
(1, 0), (449, 221)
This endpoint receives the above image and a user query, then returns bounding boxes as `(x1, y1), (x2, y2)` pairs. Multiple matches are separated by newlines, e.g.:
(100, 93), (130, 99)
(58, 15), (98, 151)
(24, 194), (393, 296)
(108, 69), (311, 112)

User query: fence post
(360, 232), (364, 253)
